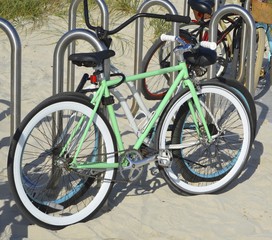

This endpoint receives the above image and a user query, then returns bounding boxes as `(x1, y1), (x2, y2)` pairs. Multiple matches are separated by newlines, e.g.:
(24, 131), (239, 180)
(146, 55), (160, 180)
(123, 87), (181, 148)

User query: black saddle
(188, 0), (214, 15)
(184, 47), (217, 67)
(69, 50), (115, 67)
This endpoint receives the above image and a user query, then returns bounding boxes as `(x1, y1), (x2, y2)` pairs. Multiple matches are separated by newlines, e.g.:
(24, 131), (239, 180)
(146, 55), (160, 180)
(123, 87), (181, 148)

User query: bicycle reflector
(90, 74), (97, 84)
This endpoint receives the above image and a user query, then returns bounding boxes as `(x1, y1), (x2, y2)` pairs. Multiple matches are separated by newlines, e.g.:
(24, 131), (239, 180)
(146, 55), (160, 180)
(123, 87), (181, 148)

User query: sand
(1, 1), (272, 239)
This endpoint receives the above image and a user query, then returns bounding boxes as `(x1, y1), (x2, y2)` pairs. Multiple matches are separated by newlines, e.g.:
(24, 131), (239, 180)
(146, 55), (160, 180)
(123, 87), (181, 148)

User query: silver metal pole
(69, 0), (109, 30)
(235, 0), (251, 83)
(183, 0), (190, 16)
(135, 0), (179, 76)
(95, 0), (110, 81)
(0, 18), (21, 137)
(214, 0), (221, 12)
(67, 0), (109, 91)
(133, 0), (179, 114)
(96, 0), (109, 30)
(208, 4), (256, 95)
(53, 28), (109, 184)
(67, 0), (82, 91)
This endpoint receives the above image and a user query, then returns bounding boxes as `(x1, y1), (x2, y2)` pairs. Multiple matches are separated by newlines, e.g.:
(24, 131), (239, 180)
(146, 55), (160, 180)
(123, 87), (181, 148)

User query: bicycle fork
(182, 79), (212, 142)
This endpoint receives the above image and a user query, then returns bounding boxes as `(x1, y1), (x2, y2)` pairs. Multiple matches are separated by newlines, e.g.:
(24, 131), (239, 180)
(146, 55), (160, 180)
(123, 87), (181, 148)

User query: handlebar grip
(160, 34), (176, 42)
(165, 14), (191, 24)
(200, 41), (217, 50)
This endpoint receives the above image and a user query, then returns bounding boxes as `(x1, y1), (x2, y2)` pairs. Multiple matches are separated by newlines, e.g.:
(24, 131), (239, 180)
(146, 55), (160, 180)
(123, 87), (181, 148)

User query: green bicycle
(8, 13), (254, 229)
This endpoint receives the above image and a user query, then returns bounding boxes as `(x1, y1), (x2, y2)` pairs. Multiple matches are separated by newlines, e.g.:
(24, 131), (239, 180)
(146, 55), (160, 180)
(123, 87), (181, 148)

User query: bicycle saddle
(184, 47), (217, 67)
(69, 50), (115, 67)
(188, 0), (214, 15)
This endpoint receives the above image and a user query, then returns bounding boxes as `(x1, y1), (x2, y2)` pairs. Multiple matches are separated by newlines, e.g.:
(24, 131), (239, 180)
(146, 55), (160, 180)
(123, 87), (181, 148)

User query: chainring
(119, 150), (144, 182)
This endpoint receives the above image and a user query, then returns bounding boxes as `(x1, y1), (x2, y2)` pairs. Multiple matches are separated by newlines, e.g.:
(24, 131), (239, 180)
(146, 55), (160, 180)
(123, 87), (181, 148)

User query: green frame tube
(65, 62), (211, 170)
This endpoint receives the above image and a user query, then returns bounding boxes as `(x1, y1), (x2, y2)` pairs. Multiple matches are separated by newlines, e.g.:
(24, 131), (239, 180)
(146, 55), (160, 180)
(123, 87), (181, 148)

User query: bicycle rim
(156, 83), (252, 195)
(8, 93), (117, 229)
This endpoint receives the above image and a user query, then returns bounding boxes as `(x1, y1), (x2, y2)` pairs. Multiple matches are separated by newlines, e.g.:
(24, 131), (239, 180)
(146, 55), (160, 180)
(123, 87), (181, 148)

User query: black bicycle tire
(7, 92), (118, 229)
(141, 30), (195, 100)
(216, 77), (257, 138)
(155, 80), (253, 195)
(141, 36), (171, 100)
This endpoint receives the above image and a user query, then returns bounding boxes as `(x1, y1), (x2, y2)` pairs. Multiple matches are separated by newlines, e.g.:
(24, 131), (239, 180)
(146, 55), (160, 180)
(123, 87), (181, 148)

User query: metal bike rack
(53, 29), (107, 95)
(53, 0), (109, 95)
(208, 4), (256, 95)
(183, 0), (190, 16)
(56, 0), (180, 102)
(235, 0), (251, 84)
(226, 0), (251, 84)
(68, 0), (109, 30)
(0, 18), (21, 138)
(67, 0), (109, 91)
(135, 0), (179, 77)
(133, 0), (179, 113)
(67, 0), (82, 92)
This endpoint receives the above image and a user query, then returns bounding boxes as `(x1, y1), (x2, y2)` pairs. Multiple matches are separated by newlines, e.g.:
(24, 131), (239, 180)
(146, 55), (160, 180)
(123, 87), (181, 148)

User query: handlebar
(160, 34), (217, 51)
(160, 34), (176, 42)
(83, 0), (191, 40)
(199, 41), (217, 50)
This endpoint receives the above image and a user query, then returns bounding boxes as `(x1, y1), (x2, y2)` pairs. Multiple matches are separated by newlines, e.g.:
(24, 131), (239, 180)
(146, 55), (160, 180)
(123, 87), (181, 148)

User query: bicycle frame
(62, 61), (212, 170)
(191, 16), (242, 51)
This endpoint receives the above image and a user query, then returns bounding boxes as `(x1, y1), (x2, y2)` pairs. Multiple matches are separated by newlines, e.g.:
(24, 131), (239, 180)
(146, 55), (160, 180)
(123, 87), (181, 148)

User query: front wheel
(7, 92), (117, 229)
(155, 81), (253, 195)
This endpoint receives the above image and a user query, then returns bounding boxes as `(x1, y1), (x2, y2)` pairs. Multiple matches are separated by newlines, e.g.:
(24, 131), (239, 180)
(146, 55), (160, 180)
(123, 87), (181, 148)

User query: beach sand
(1, 1), (272, 239)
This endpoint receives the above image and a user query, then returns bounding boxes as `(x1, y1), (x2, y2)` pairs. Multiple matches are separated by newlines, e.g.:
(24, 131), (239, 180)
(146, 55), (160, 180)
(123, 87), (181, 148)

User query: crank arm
(123, 155), (157, 170)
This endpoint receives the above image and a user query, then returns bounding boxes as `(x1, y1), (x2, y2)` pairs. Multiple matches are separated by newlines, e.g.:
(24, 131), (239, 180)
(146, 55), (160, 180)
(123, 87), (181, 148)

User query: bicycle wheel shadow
(254, 61), (271, 100)
(0, 99), (11, 147)
(221, 86), (271, 193)
(0, 181), (31, 239)
(0, 99), (31, 239)
(96, 86), (272, 214)
(220, 139), (263, 193)
(102, 137), (264, 213)
(96, 164), (168, 216)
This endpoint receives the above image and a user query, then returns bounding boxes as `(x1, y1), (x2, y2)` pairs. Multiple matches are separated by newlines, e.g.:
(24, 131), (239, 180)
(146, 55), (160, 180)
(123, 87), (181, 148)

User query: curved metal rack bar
(0, 18), (21, 137)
